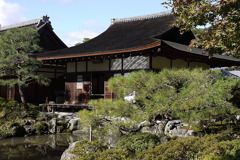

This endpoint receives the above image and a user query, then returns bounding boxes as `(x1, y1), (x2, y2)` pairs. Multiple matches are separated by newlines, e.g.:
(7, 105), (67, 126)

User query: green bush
(79, 69), (240, 138)
(0, 97), (40, 120)
(32, 121), (48, 134)
(96, 149), (131, 160)
(137, 134), (240, 160)
(0, 121), (26, 138)
(71, 140), (131, 160)
(116, 133), (161, 152)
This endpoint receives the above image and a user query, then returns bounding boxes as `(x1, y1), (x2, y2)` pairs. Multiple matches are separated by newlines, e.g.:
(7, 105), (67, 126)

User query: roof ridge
(0, 15), (50, 31)
(111, 11), (172, 24)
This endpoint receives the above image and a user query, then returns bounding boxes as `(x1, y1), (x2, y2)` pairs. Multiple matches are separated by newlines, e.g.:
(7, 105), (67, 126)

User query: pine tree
(0, 27), (49, 110)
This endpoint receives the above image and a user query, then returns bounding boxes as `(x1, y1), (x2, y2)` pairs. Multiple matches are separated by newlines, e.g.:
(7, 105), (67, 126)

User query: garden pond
(0, 134), (86, 160)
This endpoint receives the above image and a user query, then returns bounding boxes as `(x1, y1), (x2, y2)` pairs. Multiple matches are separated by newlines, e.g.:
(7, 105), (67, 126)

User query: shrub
(137, 134), (240, 160)
(116, 133), (161, 152)
(71, 140), (131, 160)
(32, 121), (48, 134)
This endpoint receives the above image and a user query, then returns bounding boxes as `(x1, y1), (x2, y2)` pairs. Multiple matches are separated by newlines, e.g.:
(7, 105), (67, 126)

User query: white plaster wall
(111, 58), (122, 70)
(123, 55), (149, 70)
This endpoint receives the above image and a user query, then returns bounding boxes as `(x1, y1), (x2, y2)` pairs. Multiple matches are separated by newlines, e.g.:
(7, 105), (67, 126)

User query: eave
(37, 41), (161, 60)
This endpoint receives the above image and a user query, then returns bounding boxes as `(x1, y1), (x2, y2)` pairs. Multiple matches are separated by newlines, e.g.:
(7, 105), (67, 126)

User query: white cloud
(0, 0), (26, 26)
(69, 30), (99, 41)
(63, 20), (107, 47)
(64, 30), (99, 47)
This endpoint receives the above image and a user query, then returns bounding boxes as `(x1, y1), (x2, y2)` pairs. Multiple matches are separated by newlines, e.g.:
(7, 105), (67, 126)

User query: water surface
(0, 134), (85, 160)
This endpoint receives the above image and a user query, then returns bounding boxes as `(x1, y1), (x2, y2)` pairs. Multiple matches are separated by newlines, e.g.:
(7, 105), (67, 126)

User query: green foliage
(57, 120), (69, 133)
(71, 140), (131, 160)
(137, 134), (240, 160)
(79, 69), (240, 134)
(96, 149), (131, 160)
(79, 69), (240, 137)
(163, 0), (240, 57)
(0, 98), (24, 120)
(32, 121), (48, 134)
(116, 133), (161, 152)
(231, 80), (240, 107)
(0, 121), (25, 138)
(0, 27), (50, 107)
(0, 97), (43, 138)
(75, 37), (92, 46)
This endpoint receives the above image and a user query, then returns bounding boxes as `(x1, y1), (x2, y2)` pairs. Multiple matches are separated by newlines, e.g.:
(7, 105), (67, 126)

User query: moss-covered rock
(32, 121), (48, 134)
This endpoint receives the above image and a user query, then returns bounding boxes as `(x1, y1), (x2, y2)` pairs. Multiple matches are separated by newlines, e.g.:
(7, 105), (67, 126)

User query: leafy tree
(75, 38), (92, 46)
(163, 0), (240, 58)
(0, 27), (49, 109)
(79, 69), (240, 137)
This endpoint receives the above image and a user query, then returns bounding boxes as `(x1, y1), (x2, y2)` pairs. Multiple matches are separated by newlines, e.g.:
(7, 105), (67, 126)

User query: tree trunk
(18, 85), (28, 110)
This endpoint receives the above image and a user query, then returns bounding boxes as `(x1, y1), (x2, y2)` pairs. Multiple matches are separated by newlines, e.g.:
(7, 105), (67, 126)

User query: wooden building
(0, 16), (67, 103)
(36, 12), (240, 105)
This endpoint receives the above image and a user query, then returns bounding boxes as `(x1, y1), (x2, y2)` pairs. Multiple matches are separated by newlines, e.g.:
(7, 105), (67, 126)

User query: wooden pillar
(121, 56), (124, 75)
(109, 59), (111, 71)
(149, 54), (152, 70)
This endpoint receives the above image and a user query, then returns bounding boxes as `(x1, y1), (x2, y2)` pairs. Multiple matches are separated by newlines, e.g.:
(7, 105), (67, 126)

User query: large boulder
(138, 120), (159, 135)
(48, 118), (57, 133)
(60, 141), (78, 160)
(165, 120), (194, 137)
(68, 118), (80, 131)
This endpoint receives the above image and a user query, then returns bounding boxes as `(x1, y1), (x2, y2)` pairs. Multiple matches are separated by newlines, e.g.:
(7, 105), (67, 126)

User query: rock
(138, 120), (151, 128)
(24, 120), (36, 125)
(48, 118), (57, 134)
(68, 118), (80, 131)
(164, 120), (195, 137)
(23, 125), (32, 135)
(236, 115), (240, 120)
(60, 141), (78, 160)
(164, 120), (182, 134)
(56, 112), (75, 120)
(140, 125), (159, 135)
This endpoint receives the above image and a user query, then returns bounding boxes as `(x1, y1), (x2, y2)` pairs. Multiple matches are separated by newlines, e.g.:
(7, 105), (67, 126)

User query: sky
(0, 0), (170, 47)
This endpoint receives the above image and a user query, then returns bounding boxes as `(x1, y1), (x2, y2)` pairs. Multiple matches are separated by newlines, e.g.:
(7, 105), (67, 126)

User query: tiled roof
(161, 40), (240, 67)
(111, 11), (172, 24)
(37, 12), (175, 60)
(0, 15), (50, 31)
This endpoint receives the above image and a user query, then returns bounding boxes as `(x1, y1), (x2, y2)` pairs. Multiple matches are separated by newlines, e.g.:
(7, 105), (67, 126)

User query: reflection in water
(0, 134), (85, 160)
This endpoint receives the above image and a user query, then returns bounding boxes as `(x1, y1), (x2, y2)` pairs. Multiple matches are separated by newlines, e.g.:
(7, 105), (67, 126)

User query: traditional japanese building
(0, 16), (67, 103)
(36, 11), (240, 105)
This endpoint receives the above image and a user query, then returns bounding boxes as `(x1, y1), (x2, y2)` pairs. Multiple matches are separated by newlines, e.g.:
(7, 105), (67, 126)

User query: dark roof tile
(37, 12), (175, 59)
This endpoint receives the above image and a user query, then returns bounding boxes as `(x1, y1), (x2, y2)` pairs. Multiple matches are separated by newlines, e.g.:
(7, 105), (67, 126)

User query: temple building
(36, 11), (240, 105)
(1, 12), (240, 105)
(0, 16), (67, 103)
